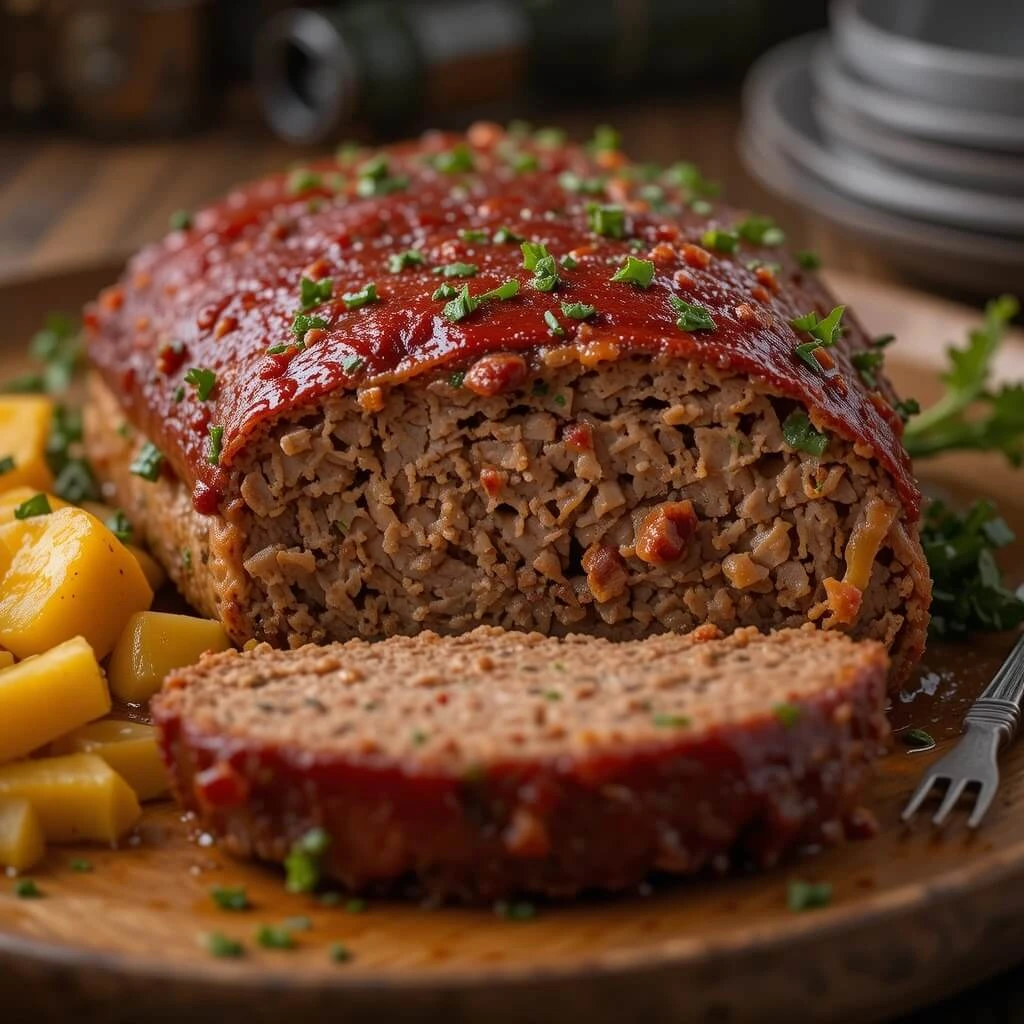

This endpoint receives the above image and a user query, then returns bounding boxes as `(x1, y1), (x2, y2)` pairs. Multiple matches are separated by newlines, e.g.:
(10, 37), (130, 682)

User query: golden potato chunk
(127, 545), (166, 592)
(0, 486), (69, 524)
(0, 636), (110, 764)
(51, 720), (168, 802)
(0, 397), (55, 494)
(0, 753), (140, 843)
(0, 507), (153, 659)
(0, 798), (45, 871)
(107, 612), (232, 703)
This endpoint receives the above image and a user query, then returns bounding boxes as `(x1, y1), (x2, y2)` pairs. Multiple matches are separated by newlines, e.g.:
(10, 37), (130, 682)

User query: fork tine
(968, 778), (1000, 829)
(901, 774), (940, 822)
(932, 778), (970, 826)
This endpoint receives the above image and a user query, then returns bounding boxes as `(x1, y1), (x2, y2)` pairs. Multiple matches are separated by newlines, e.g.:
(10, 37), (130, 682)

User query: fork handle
(966, 632), (1024, 744)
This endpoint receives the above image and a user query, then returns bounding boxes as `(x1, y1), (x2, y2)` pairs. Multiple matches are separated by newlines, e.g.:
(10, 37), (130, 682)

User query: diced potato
(0, 636), (110, 764)
(0, 396), (55, 494)
(0, 649), (14, 671)
(0, 753), (140, 843)
(128, 545), (166, 592)
(0, 486), (69, 524)
(107, 611), (232, 703)
(50, 720), (168, 802)
(0, 798), (46, 871)
(0, 507), (153, 659)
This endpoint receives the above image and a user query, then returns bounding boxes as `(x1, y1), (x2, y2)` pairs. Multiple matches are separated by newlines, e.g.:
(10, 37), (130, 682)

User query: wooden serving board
(1, 267), (1023, 1024)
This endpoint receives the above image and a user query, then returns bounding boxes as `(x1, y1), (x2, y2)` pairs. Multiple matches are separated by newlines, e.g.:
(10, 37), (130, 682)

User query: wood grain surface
(0, 265), (1023, 1022)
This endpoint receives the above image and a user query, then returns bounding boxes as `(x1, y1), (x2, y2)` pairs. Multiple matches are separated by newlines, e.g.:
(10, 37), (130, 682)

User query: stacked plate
(740, 0), (1024, 294)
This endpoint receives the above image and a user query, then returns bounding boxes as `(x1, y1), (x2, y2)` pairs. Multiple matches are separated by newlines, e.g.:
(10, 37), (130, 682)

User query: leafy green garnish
(544, 310), (564, 337)
(560, 301), (596, 320)
(291, 312), (329, 338)
(14, 879), (42, 898)
(210, 885), (250, 911)
(287, 169), (321, 194)
(921, 499), (1024, 637)
(130, 441), (164, 482)
(773, 703), (802, 728)
(184, 366), (217, 401)
(787, 880), (831, 912)
(903, 296), (1022, 463)
(441, 279), (519, 323)
(4, 313), (82, 394)
(797, 249), (822, 270)
(432, 144), (475, 174)
(663, 161), (720, 199)
(387, 249), (425, 273)
(790, 306), (845, 373)
(205, 932), (244, 958)
(558, 171), (606, 196)
(105, 510), (133, 543)
(782, 410), (829, 457)
(701, 228), (738, 254)
(521, 241), (559, 292)
(494, 900), (538, 921)
(492, 226), (524, 244)
(207, 424), (224, 466)
(610, 256), (655, 288)
(341, 283), (379, 310)
(169, 209), (192, 231)
(433, 262), (478, 279)
(902, 728), (936, 750)
(355, 156), (408, 197)
(255, 924), (296, 950)
(299, 276), (333, 310)
(669, 296), (715, 332)
(735, 215), (785, 246)
(586, 203), (626, 239)
(284, 827), (331, 894)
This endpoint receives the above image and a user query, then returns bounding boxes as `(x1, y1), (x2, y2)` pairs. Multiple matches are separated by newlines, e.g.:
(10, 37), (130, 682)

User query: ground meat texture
(152, 625), (890, 902)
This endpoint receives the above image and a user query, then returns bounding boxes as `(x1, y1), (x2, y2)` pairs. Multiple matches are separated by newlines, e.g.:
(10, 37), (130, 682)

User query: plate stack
(740, 0), (1024, 294)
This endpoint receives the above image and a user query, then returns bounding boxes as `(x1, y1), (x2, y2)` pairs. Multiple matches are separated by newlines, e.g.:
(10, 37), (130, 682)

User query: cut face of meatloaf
(83, 126), (931, 685)
(152, 625), (891, 902)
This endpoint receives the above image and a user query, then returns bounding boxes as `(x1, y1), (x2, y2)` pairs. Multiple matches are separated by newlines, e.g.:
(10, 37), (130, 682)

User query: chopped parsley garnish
(544, 310), (565, 337)
(902, 728), (936, 749)
(388, 249), (425, 273)
(773, 703), (802, 728)
(494, 900), (537, 921)
(558, 171), (606, 196)
(205, 932), (244, 958)
(458, 228), (489, 243)
(105, 510), (133, 543)
(521, 240), (550, 271)
(210, 885), (250, 911)
(291, 312), (329, 339)
(787, 880), (832, 912)
(850, 343), (889, 389)
(69, 858), (92, 872)
(652, 713), (691, 728)
(589, 123), (621, 152)
(355, 156), (408, 197)
(790, 305), (845, 373)
(493, 226), (524, 244)
(559, 253), (579, 270)
(586, 203), (627, 238)
(553, 394), (567, 407)
(442, 280), (519, 323)
(610, 255), (655, 288)
(669, 296), (716, 332)
(509, 151), (539, 173)
(300, 275), (334, 310)
(432, 144), (475, 173)
(797, 250), (822, 270)
(433, 262), (478, 279)
(169, 209), (192, 231)
(287, 168), (321, 194)
(895, 398), (921, 423)
(0, 456), (14, 475)
(433, 283), (460, 301)
(173, 385), (186, 402)
(14, 493), (50, 519)
(921, 499), (1024, 637)
(207, 425), (224, 466)
(342, 355), (363, 374)
(341, 283), (379, 310)
(255, 924), (296, 950)
(663, 161), (720, 198)
(330, 943), (353, 963)
(184, 366), (217, 400)
(521, 241), (558, 291)
(449, 371), (465, 388)
(560, 301), (596, 320)
(701, 228), (739, 254)
(284, 827), (331, 893)
(903, 295), (1023, 464)
(746, 258), (782, 275)
(14, 879), (41, 898)
(782, 410), (829, 457)
(736, 214), (785, 246)
(54, 460), (99, 504)
(4, 312), (82, 394)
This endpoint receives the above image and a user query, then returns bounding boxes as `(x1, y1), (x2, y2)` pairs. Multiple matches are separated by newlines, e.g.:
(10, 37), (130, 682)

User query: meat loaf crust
(153, 625), (891, 902)
(83, 126), (931, 681)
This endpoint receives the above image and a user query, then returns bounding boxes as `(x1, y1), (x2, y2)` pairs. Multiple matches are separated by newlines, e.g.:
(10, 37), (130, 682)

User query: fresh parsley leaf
(782, 411), (829, 457)
(291, 312), (329, 338)
(560, 301), (596, 320)
(210, 885), (250, 912)
(586, 203), (627, 239)
(387, 249), (425, 273)
(105, 510), (133, 543)
(299, 276), (333, 310)
(669, 296), (715, 332)
(284, 827), (330, 894)
(433, 262), (478, 279)
(735, 214), (785, 246)
(787, 880), (831, 912)
(184, 366), (216, 400)
(663, 161), (720, 199)
(902, 728), (935, 750)
(432, 144), (475, 174)
(544, 310), (564, 337)
(341, 283), (379, 310)
(610, 255), (655, 288)
(169, 209), (192, 231)
(130, 442), (164, 482)
(701, 228), (739, 254)
(558, 171), (606, 195)
(207, 425), (224, 466)
(797, 249), (822, 270)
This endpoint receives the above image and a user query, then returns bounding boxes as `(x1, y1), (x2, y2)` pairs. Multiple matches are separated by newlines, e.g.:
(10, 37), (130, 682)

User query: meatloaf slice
(83, 126), (931, 684)
(153, 625), (890, 902)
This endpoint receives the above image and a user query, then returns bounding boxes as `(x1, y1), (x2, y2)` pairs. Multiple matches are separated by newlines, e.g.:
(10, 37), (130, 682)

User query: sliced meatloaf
(153, 625), (890, 901)
(83, 125), (931, 684)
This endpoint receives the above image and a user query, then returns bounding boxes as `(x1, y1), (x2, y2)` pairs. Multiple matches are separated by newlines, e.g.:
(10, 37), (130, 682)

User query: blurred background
(0, 0), (1022, 303)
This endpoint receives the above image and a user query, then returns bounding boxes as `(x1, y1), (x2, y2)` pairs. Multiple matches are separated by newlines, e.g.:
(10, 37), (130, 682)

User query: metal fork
(902, 631), (1024, 828)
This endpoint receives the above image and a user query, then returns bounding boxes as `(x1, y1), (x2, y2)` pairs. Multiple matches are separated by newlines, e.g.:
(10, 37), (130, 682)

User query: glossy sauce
(85, 129), (919, 520)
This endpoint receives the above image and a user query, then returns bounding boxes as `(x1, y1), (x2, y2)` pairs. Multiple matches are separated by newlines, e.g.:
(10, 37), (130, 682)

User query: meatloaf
(153, 624), (890, 901)
(83, 124), (931, 684)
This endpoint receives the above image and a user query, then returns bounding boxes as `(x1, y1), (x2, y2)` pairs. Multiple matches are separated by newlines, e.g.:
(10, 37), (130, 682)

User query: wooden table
(0, 90), (1020, 1022)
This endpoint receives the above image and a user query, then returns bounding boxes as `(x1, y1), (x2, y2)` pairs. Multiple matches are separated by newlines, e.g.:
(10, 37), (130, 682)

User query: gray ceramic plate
(811, 38), (1024, 152)
(813, 95), (1024, 196)
(745, 35), (1024, 236)
(833, 0), (1024, 116)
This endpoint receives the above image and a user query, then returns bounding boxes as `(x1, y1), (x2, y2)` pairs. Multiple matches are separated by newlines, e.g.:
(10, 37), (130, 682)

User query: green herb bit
(494, 900), (537, 921)
(14, 878), (41, 898)
(210, 885), (250, 911)
(493, 226), (524, 244)
(265, 343), (295, 356)
(895, 398), (920, 423)
(559, 253), (579, 270)
(355, 156), (409, 197)
(205, 931), (244, 958)
(169, 209), (192, 231)
(509, 151), (540, 173)
(388, 249), (425, 273)
(587, 203), (627, 239)
(589, 123), (621, 152)
(433, 283), (460, 301)
(773, 702), (802, 728)
(342, 356), (364, 374)
(335, 141), (361, 163)
(610, 255), (655, 288)
(105, 510), (133, 544)
(902, 728), (936, 750)
(287, 169), (322, 195)
(291, 312), (329, 339)
(330, 943), (354, 963)
(787, 880), (832, 912)
(690, 198), (713, 216)
(797, 250), (822, 270)
(652, 713), (691, 728)
(433, 262), (478, 279)
(544, 310), (565, 337)
(0, 455), (14, 475)
(432, 144), (475, 174)
(639, 183), (666, 206)
(560, 301), (596, 320)
(300, 275), (334, 310)
(851, 349), (885, 389)
(521, 240), (550, 271)
(701, 228), (739, 254)
(553, 394), (567, 407)
(206, 425), (224, 466)
(533, 126), (566, 148)
(184, 366), (217, 401)
(256, 924), (295, 950)
(531, 255), (559, 292)
(284, 827), (331, 894)
(346, 898), (368, 914)
(669, 296), (716, 332)
(69, 858), (93, 872)
(14, 493), (51, 520)
(341, 283), (379, 310)
(663, 161), (720, 199)
(53, 460), (99, 504)
(442, 279), (518, 323)
(746, 258), (782, 275)
(790, 305), (845, 346)
(449, 371), (465, 388)
(458, 228), (490, 244)
(173, 385), (186, 402)
(558, 171), (606, 196)
(181, 548), (193, 570)
(736, 214), (785, 246)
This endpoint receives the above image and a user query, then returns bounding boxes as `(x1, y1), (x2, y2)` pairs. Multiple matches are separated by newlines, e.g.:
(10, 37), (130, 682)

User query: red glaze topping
(85, 126), (920, 520)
